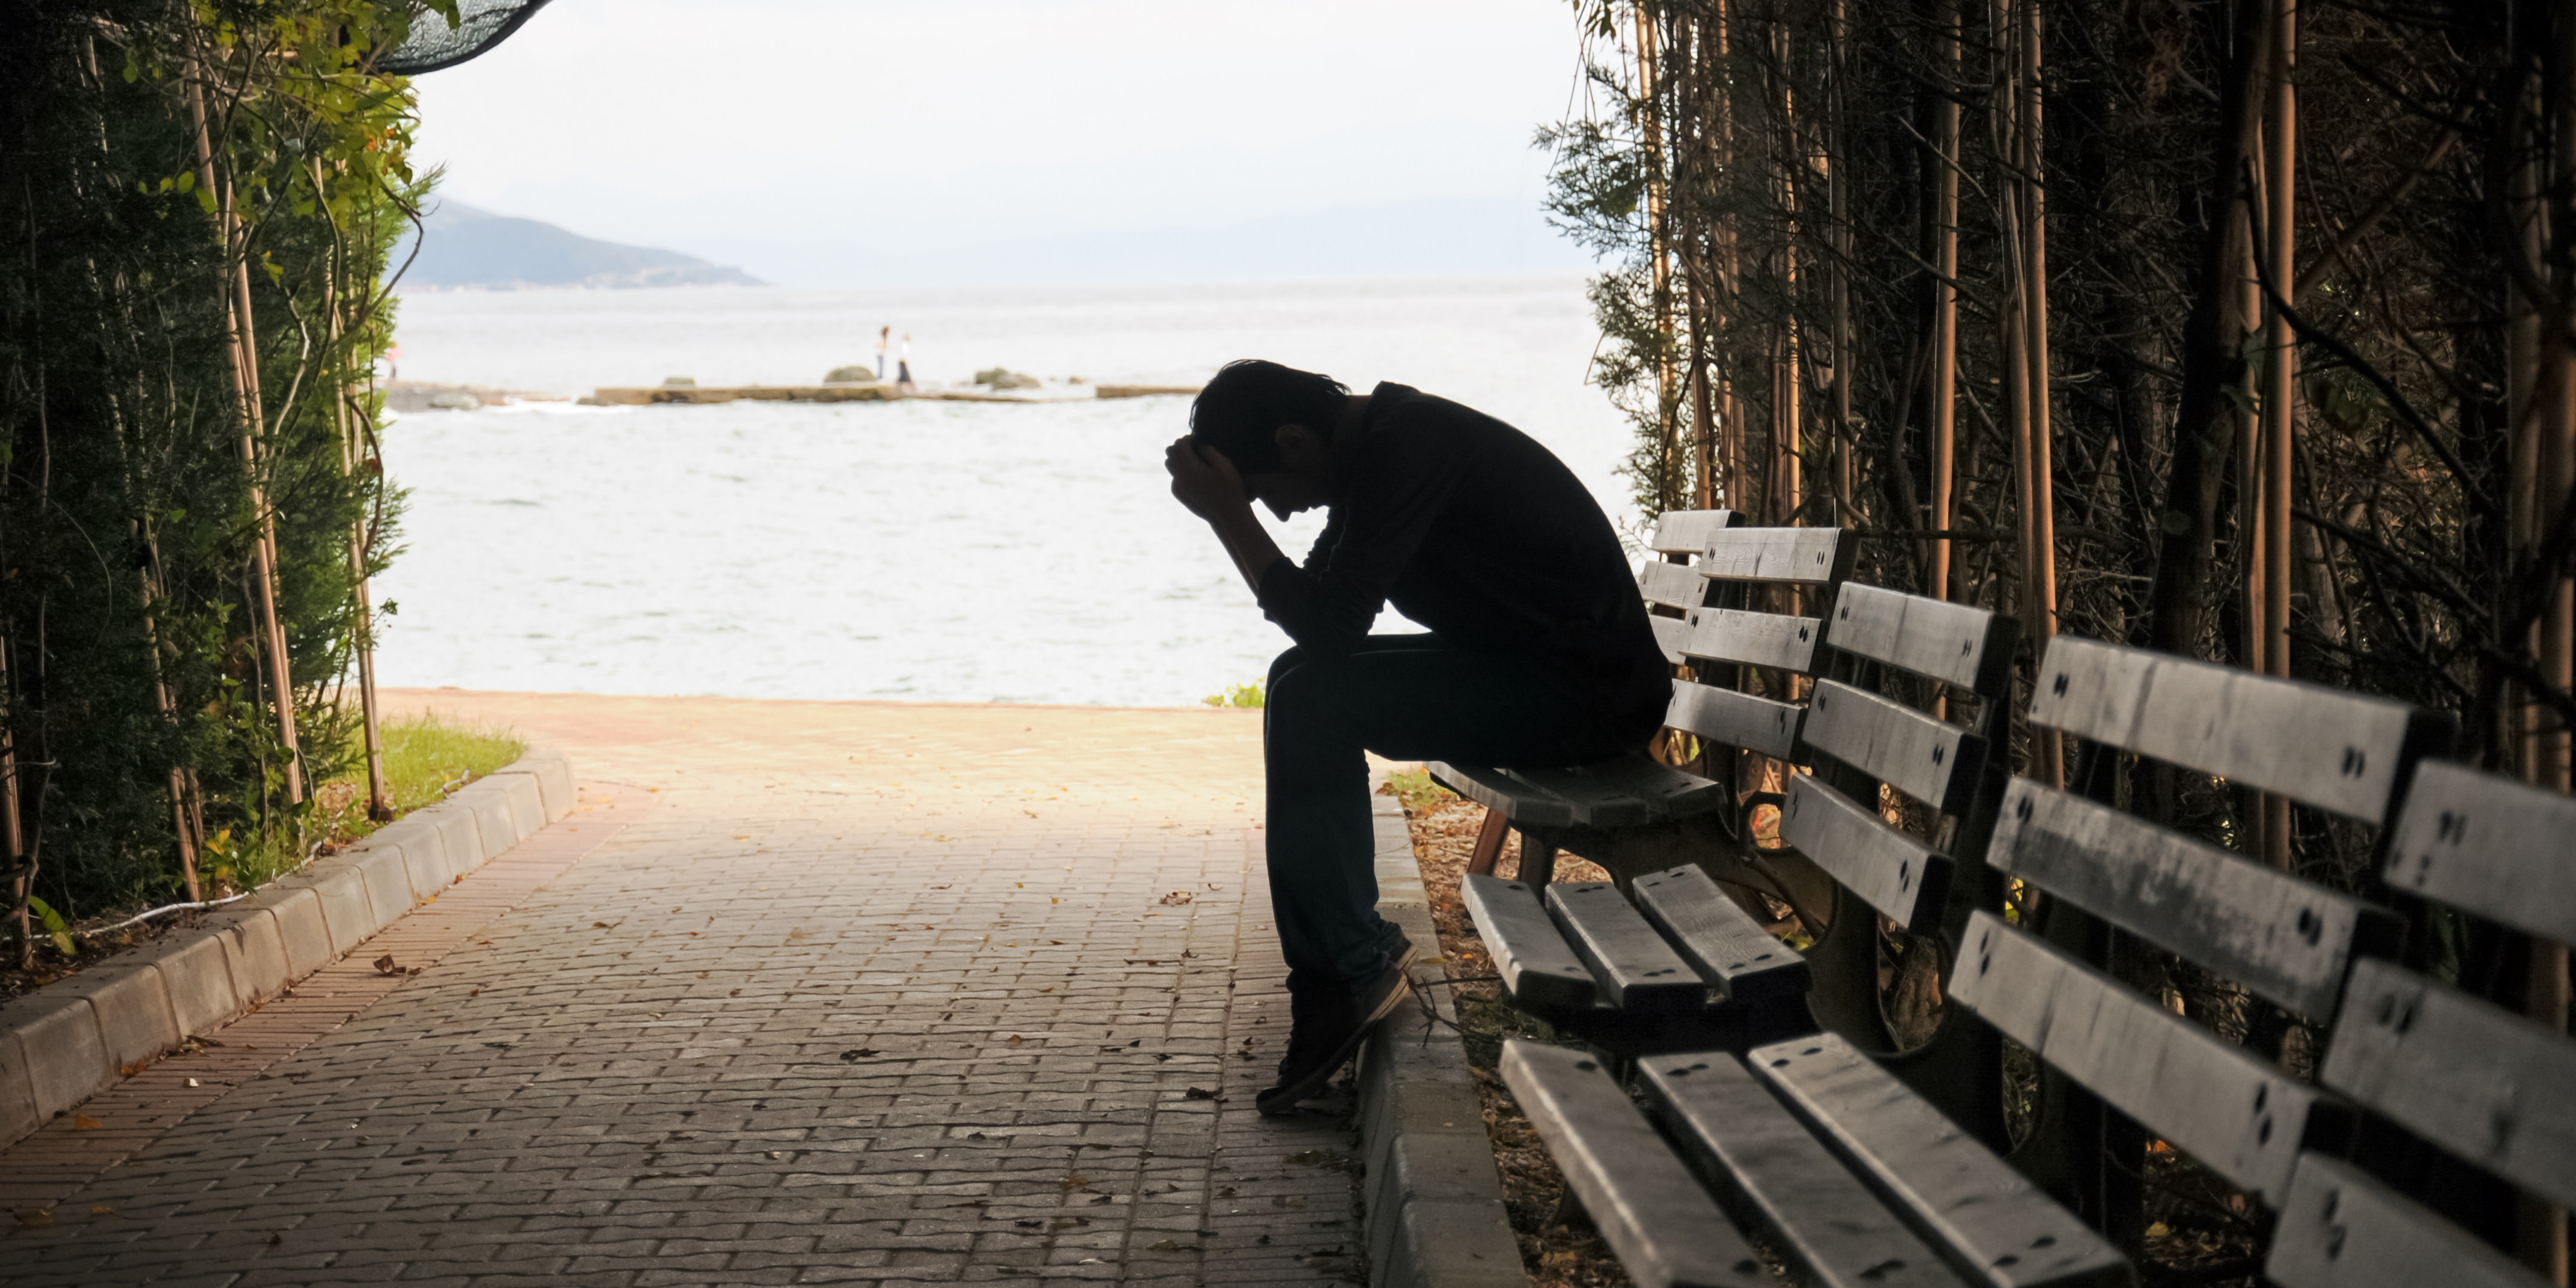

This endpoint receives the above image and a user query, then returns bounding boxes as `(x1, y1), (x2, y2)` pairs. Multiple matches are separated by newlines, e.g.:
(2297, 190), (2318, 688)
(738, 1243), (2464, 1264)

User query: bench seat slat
(1650, 509), (1744, 554)
(1988, 780), (2398, 1022)
(1802, 681), (1986, 815)
(1547, 882), (1713, 1013)
(2321, 957), (2576, 1209)
(1640, 559), (1709, 610)
(2382, 760), (2576, 946)
(1516, 756), (1733, 828)
(1779, 776), (1949, 934)
(1826, 584), (2012, 696)
(1632, 866), (1809, 1006)
(1641, 1053), (1976, 1288)
(1952, 911), (2314, 1204)
(1750, 1034), (2133, 1288)
(1700, 527), (1850, 585)
(1667, 682), (1803, 760)
(1683, 607), (1829, 673)
(1427, 762), (1576, 828)
(1501, 1040), (1778, 1288)
(2028, 637), (2449, 824)
(2265, 1152), (2545, 1288)
(1460, 875), (1599, 1013)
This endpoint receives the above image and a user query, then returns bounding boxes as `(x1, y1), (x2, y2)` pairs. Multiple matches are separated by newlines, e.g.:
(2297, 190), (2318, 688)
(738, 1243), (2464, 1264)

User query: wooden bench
(1455, 570), (2018, 1077)
(1431, 510), (1853, 890)
(1501, 634), (2576, 1288)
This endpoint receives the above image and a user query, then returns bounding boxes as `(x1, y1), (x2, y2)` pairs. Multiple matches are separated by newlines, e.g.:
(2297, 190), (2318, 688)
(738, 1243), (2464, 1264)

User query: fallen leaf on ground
(1182, 1087), (1220, 1100)
(72, 1114), (102, 1131)
(14, 1211), (52, 1228)
(1159, 890), (1194, 905)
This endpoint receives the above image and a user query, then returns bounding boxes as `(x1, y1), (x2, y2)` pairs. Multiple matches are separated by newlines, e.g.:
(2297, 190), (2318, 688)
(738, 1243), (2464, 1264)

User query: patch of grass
(1201, 679), (1266, 708)
(1378, 765), (1455, 815)
(223, 711), (526, 893)
(371, 712), (528, 813)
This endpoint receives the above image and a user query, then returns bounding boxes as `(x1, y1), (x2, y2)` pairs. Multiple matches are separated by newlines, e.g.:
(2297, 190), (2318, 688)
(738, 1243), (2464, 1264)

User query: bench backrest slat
(1781, 776), (1949, 934)
(1826, 583), (2016, 697)
(1666, 682), (1803, 761)
(2321, 956), (2576, 1210)
(1699, 526), (1854, 585)
(1683, 606), (1828, 672)
(1648, 507), (1745, 554)
(1987, 779), (2399, 1022)
(1953, 910), (2316, 1205)
(2028, 637), (2450, 823)
(2381, 759), (2576, 944)
(1801, 680), (1988, 816)
(1650, 614), (1691, 664)
(1638, 558), (1707, 610)
(2267, 1153), (2544, 1288)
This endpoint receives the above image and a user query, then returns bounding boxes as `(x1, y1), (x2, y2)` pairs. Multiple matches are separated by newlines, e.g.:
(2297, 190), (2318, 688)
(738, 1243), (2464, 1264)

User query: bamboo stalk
(136, 540), (202, 902)
(314, 161), (390, 821)
(2257, 0), (2297, 869)
(2, 634), (25, 973)
(2022, 0), (2061, 788)
(1778, 25), (1804, 527)
(2526, 8), (2574, 1280)
(1639, 2), (1678, 508)
(1715, 0), (1745, 510)
(1830, 0), (1855, 526)
(1930, 0), (1961, 603)
(186, 54), (303, 806)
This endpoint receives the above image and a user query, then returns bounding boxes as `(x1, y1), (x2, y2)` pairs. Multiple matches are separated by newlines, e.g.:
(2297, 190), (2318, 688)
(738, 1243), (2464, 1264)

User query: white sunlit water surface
(375, 275), (1638, 706)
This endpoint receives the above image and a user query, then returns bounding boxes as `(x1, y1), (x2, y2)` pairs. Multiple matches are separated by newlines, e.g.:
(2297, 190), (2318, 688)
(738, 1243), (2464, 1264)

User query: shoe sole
(1255, 969), (1413, 1116)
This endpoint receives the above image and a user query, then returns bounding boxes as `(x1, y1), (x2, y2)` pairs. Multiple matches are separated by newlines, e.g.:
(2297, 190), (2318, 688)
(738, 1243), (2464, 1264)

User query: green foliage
(24, 899), (74, 959)
(1539, 52), (1693, 526)
(0, 1), (433, 922)
(220, 712), (524, 893)
(1201, 680), (1267, 709)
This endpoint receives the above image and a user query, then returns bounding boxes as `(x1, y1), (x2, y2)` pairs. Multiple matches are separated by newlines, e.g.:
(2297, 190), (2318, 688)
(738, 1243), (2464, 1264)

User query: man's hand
(1164, 436), (1288, 595)
(1165, 436), (1250, 523)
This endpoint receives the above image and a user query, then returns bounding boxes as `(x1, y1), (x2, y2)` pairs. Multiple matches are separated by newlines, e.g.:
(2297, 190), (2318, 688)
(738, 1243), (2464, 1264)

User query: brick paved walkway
(1, 693), (1375, 1286)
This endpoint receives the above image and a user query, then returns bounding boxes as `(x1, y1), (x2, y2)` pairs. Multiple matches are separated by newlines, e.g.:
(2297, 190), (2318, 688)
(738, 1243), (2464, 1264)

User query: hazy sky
(409, 0), (1602, 288)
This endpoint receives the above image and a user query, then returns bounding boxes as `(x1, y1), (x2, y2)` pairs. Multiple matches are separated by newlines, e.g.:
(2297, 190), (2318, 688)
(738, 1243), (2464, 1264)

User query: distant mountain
(392, 200), (764, 290)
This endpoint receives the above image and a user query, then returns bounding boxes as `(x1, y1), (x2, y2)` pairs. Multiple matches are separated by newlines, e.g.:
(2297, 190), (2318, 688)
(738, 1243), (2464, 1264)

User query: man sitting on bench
(1163, 359), (1671, 1114)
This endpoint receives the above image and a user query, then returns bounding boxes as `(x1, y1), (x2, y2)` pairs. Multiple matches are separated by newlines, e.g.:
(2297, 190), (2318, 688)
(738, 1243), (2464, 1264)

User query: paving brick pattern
(0, 693), (1372, 1286)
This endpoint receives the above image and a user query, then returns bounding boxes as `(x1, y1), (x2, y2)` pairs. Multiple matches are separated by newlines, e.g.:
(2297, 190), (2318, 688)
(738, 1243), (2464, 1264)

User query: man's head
(1189, 360), (1350, 516)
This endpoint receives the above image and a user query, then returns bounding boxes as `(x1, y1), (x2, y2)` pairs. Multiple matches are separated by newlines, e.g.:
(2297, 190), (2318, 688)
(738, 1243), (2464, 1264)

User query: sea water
(377, 275), (1638, 706)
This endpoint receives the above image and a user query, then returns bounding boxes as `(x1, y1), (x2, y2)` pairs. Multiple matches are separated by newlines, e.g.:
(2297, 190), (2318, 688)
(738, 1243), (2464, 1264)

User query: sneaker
(1376, 922), (1417, 974)
(1256, 964), (1412, 1116)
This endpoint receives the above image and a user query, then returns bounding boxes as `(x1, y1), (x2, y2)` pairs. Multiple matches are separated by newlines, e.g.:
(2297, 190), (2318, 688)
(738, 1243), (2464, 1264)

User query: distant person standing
(875, 326), (890, 381)
(896, 333), (916, 390)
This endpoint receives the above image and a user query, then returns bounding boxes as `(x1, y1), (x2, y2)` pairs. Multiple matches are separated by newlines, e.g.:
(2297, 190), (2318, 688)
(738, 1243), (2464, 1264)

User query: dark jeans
(1263, 634), (1642, 1006)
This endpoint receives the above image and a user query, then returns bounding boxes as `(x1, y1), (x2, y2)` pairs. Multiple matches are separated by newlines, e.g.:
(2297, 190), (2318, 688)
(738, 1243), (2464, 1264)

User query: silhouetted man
(1164, 359), (1669, 1114)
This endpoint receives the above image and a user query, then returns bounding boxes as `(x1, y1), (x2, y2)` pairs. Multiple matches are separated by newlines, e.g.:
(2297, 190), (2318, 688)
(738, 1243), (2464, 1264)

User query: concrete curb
(0, 749), (577, 1148)
(1359, 794), (1529, 1288)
